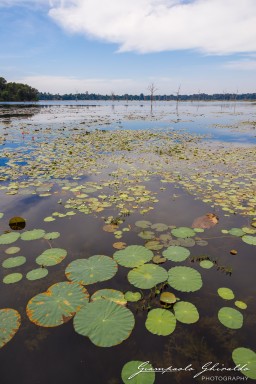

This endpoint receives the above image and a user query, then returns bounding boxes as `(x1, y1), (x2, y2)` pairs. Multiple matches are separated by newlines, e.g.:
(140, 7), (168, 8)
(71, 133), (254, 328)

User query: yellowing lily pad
(91, 289), (127, 305)
(0, 308), (21, 349)
(36, 248), (67, 266)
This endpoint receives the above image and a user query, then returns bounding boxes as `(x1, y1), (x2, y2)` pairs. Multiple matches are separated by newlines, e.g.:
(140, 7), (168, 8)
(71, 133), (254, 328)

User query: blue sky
(1, 0), (256, 95)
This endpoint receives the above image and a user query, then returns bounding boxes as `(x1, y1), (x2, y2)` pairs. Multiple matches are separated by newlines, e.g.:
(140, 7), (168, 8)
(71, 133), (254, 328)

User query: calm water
(0, 101), (255, 384)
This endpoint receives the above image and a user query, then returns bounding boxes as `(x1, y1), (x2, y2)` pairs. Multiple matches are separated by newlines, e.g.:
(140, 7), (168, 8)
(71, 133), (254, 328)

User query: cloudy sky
(1, 0), (256, 95)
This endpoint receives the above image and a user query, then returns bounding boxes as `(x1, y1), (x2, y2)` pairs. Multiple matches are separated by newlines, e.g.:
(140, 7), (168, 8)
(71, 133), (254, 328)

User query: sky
(0, 0), (256, 95)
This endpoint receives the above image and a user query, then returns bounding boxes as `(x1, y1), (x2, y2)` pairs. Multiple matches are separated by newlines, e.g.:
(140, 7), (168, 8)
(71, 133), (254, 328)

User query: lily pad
(73, 299), (135, 347)
(113, 246), (153, 268)
(135, 220), (152, 229)
(242, 235), (256, 246)
(162, 246), (190, 262)
(21, 229), (46, 241)
(229, 228), (245, 237)
(138, 231), (155, 240)
(0, 309), (21, 349)
(128, 264), (168, 289)
(27, 282), (89, 327)
(124, 291), (142, 302)
(199, 260), (214, 269)
(174, 301), (199, 324)
(2, 256), (26, 269)
(91, 289), (127, 305)
(232, 348), (256, 380)
(171, 227), (195, 239)
(218, 307), (243, 329)
(0, 232), (20, 245)
(66, 255), (118, 285)
(160, 292), (176, 304)
(26, 268), (49, 281)
(168, 266), (203, 292)
(151, 223), (168, 232)
(235, 301), (247, 310)
(121, 360), (155, 384)
(36, 248), (67, 267)
(3, 273), (23, 284)
(145, 241), (163, 251)
(5, 246), (20, 254)
(9, 217), (26, 230)
(145, 308), (176, 336)
(152, 255), (166, 264)
(44, 232), (60, 240)
(217, 287), (235, 300)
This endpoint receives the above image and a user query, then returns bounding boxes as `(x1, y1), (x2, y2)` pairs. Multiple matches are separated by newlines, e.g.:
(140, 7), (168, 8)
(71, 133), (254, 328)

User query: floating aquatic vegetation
(2, 256), (26, 268)
(151, 223), (168, 232)
(162, 246), (190, 262)
(3, 273), (23, 284)
(192, 213), (218, 229)
(152, 255), (166, 264)
(9, 217), (26, 230)
(168, 266), (203, 292)
(121, 360), (155, 384)
(145, 308), (176, 336)
(0, 308), (21, 349)
(138, 231), (155, 240)
(135, 220), (152, 229)
(0, 232), (20, 245)
(159, 292), (177, 304)
(21, 229), (46, 241)
(234, 301), (247, 310)
(65, 255), (118, 285)
(73, 299), (135, 347)
(229, 228), (245, 237)
(199, 260), (214, 269)
(232, 348), (256, 380)
(113, 245), (153, 268)
(218, 307), (243, 329)
(44, 232), (60, 240)
(27, 282), (89, 327)
(242, 235), (256, 246)
(91, 289), (127, 305)
(217, 288), (235, 300)
(128, 264), (168, 289)
(36, 248), (67, 267)
(113, 241), (126, 250)
(145, 241), (163, 251)
(173, 301), (199, 324)
(26, 268), (49, 281)
(124, 291), (142, 302)
(4, 246), (20, 254)
(171, 227), (195, 239)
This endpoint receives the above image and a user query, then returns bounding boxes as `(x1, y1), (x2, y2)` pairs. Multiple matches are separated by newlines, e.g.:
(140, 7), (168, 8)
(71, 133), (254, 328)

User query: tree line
(0, 77), (38, 101)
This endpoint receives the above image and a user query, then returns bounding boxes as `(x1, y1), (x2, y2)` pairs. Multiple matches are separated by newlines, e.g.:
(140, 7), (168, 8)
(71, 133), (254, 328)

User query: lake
(0, 101), (255, 384)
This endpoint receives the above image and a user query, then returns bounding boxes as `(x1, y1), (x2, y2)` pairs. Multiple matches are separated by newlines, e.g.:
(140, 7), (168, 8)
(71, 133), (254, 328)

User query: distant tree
(148, 82), (158, 111)
(0, 77), (38, 101)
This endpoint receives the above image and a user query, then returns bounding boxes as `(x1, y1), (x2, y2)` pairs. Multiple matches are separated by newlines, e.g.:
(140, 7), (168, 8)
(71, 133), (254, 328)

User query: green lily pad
(168, 266), (203, 292)
(2, 256), (26, 269)
(27, 282), (89, 327)
(160, 292), (176, 304)
(200, 260), (214, 269)
(217, 287), (235, 300)
(145, 241), (163, 251)
(162, 246), (190, 262)
(5, 246), (20, 255)
(0, 308), (21, 349)
(21, 229), (46, 241)
(135, 220), (152, 229)
(178, 238), (196, 247)
(44, 232), (60, 240)
(145, 308), (176, 336)
(128, 264), (168, 289)
(113, 246), (153, 268)
(121, 360), (155, 384)
(151, 223), (168, 232)
(73, 299), (135, 347)
(44, 216), (55, 222)
(138, 231), (155, 240)
(232, 348), (256, 379)
(242, 235), (256, 246)
(174, 301), (199, 324)
(3, 273), (23, 284)
(152, 255), (166, 264)
(229, 228), (245, 237)
(36, 248), (67, 266)
(0, 213), (3, 219)
(26, 268), (49, 281)
(124, 291), (142, 302)
(171, 227), (195, 239)
(235, 301), (247, 310)
(91, 289), (127, 305)
(218, 307), (243, 329)
(242, 227), (256, 234)
(66, 255), (118, 285)
(0, 232), (20, 245)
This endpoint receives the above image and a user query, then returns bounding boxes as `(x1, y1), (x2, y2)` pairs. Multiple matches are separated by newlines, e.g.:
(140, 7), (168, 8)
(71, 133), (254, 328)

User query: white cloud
(48, 0), (256, 55)
(225, 59), (256, 71)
